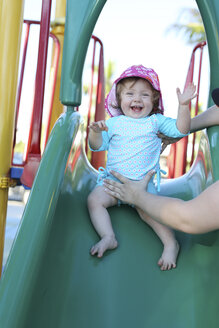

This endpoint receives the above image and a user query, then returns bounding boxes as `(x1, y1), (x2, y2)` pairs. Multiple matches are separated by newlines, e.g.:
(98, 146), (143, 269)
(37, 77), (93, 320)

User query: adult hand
(157, 132), (182, 153)
(104, 170), (154, 205)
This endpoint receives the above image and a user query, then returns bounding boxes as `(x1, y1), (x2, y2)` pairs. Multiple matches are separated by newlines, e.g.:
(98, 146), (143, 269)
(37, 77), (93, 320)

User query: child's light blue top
(90, 114), (187, 189)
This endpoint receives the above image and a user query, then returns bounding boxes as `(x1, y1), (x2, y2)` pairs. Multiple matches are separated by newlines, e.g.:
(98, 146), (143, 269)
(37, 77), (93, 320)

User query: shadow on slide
(1, 111), (219, 328)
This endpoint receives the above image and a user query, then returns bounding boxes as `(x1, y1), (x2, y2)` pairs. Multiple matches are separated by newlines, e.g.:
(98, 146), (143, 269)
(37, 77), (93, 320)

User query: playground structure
(0, 0), (219, 327)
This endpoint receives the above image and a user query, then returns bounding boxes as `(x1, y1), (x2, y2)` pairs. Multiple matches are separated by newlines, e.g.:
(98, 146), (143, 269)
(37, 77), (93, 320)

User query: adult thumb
(142, 171), (155, 187)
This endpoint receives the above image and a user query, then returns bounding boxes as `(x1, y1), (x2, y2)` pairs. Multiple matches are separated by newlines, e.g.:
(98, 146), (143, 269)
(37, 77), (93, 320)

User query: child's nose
(133, 94), (141, 101)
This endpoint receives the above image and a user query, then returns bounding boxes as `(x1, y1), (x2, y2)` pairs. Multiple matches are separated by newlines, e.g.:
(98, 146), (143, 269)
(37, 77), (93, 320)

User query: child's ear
(212, 88), (219, 106)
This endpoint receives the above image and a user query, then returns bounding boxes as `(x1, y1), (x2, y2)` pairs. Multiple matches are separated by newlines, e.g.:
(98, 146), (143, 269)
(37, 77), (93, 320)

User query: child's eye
(126, 92), (133, 96)
(142, 93), (149, 97)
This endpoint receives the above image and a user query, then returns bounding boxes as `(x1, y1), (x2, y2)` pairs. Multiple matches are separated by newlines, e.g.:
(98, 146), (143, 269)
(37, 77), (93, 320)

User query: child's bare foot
(157, 240), (180, 271)
(90, 235), (118, 258)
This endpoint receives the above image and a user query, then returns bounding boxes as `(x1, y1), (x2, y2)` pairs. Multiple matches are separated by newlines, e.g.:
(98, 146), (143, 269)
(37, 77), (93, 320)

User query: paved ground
(3, 201), (25, 268)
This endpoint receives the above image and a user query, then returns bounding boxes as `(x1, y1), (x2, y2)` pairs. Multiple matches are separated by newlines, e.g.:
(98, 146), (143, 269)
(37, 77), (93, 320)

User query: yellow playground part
(0, 0), (25, 274)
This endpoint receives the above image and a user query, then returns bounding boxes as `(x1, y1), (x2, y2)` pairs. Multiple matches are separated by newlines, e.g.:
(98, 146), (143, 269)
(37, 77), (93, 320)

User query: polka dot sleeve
(156, 113), (188, 138)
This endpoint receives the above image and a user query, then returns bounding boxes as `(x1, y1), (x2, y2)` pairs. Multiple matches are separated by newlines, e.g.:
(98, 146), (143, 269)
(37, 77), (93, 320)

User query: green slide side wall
(1, 112), (219, 328)
(196, 0), (219, 181)
(60, 0), (106, 106)
(0, 111), (82, 327)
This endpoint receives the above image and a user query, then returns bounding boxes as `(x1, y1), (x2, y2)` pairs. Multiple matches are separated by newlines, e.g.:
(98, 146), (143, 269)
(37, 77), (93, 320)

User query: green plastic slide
(1, 110), (219, 328)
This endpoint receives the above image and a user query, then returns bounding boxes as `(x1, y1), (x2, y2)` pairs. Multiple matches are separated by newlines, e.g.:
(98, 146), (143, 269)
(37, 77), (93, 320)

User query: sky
(18, 0), (209, 142)
(91, 0), (209, 117)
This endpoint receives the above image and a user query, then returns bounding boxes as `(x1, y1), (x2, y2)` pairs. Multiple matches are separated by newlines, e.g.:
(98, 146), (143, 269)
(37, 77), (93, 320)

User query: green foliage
(14, 140), (25, 153)
(83, 60), (115, 97)
(83, 84), (89, 95)
(166, 8), (206, 45)
(105, 60), (115, 94)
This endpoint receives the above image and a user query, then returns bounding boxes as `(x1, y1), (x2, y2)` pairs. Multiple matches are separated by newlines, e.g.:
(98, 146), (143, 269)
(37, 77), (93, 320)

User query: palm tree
(166, 8), (206, 45)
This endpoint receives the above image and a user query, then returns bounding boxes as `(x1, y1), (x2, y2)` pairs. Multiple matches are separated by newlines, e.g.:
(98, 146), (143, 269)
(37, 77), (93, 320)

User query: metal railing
(167, 41), (206, 178)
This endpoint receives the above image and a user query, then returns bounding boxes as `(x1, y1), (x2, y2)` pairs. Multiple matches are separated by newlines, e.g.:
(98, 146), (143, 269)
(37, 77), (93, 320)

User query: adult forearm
(134, 191), (187, 231)
(190, 105), (219, 133)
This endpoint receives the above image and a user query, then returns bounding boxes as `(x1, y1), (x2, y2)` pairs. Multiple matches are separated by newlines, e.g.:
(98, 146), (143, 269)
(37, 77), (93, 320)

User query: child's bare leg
(87, 186), (118, 258)
(136, 207), (179, 271)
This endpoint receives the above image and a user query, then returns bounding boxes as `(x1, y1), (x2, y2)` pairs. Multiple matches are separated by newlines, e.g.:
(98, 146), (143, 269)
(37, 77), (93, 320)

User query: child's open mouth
(131, 106), (143, 112)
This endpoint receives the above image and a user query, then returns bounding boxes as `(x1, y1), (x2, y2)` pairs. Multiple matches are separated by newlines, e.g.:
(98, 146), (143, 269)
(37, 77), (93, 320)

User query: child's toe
(157, 258), (163, 267)
(97, 252), (103, 258)
(90, 246), (97, 256)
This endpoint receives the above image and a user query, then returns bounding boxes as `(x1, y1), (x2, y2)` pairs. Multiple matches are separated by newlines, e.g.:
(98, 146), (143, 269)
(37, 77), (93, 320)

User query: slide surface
(1, 111), (219, 328)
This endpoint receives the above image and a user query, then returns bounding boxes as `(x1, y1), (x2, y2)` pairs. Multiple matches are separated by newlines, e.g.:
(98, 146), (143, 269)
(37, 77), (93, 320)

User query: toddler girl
(87, 65), (196, 270)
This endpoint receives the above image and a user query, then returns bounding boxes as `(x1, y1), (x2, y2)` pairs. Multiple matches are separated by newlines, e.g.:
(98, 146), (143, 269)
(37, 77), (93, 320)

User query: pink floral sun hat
(105, 65), (164, 117)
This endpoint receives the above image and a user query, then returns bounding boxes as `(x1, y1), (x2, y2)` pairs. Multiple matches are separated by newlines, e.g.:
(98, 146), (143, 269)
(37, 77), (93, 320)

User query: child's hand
(89, 121), (108, 133)
(176, 82), (197, 106)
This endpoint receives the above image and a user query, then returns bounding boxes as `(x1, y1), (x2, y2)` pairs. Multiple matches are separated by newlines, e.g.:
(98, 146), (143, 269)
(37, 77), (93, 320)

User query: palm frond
(165, 7), (206, 45)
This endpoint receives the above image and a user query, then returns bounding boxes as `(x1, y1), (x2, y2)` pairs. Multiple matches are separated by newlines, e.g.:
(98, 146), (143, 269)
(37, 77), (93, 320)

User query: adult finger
(103, 178), (122, 191)
(104, 188), (122, 200)
(157, 132), (164, 138)
(160, 143), (168, 154)
(109, 170), (128, 183)
(143, 171), (155, 187)
(103, 180), (123, 199)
